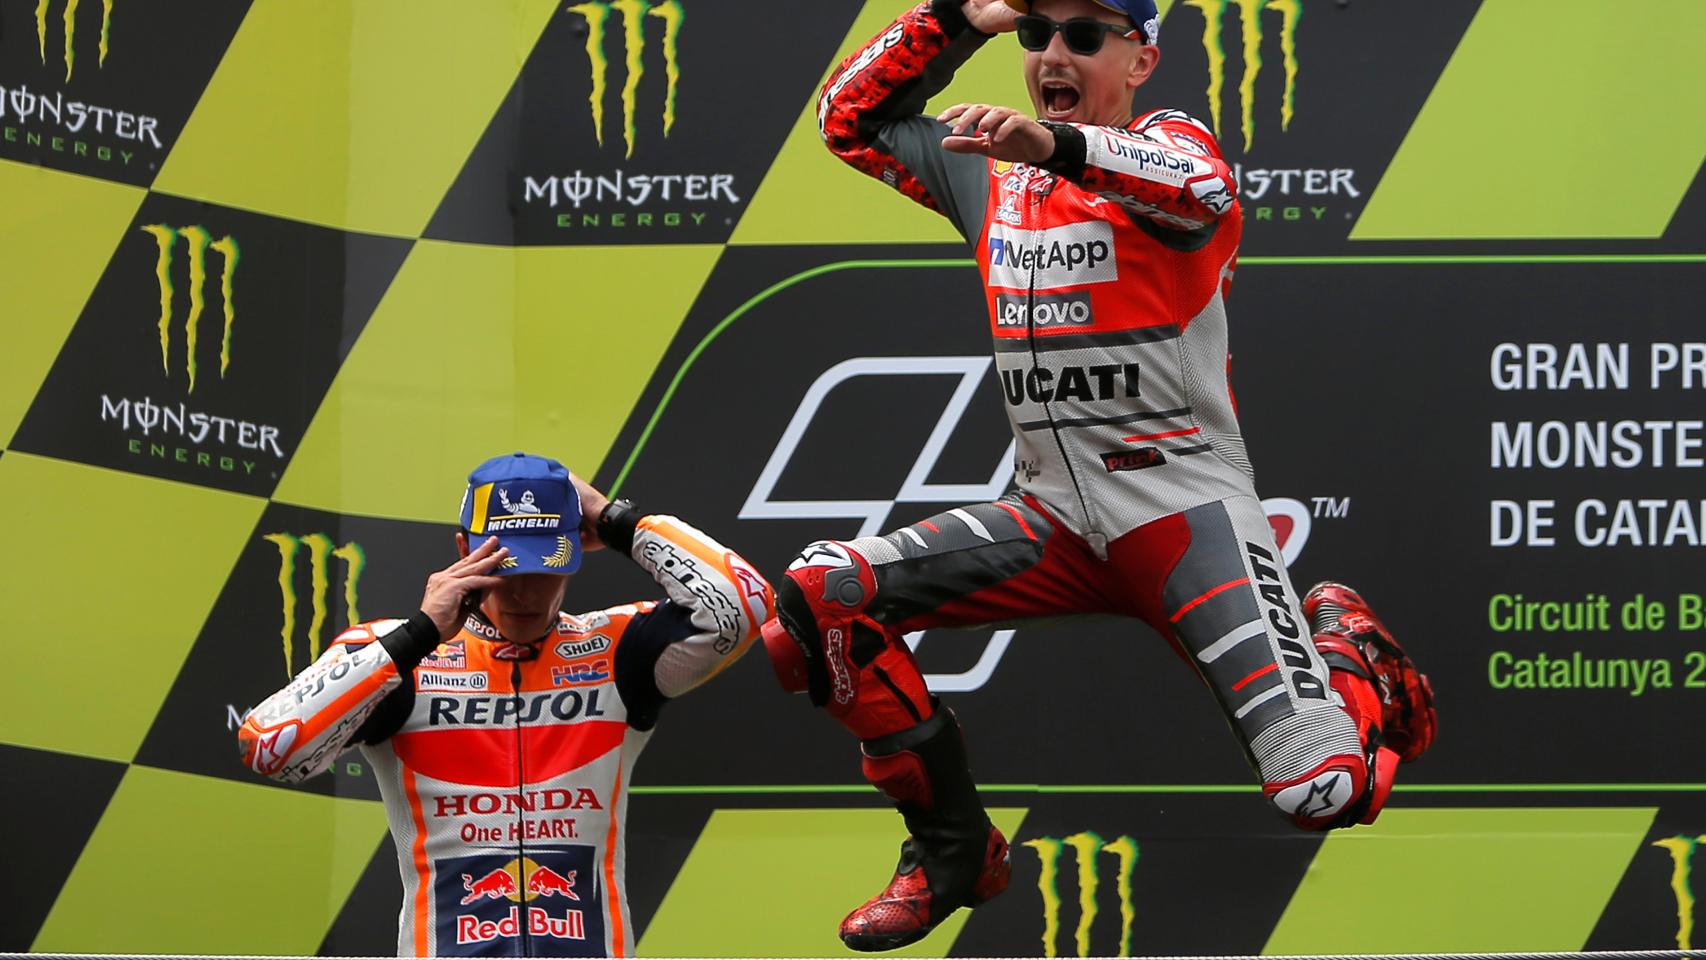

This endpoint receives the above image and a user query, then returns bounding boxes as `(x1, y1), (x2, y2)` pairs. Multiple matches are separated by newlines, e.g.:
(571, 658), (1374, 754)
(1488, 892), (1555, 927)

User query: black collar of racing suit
(462, 609), (544, 660)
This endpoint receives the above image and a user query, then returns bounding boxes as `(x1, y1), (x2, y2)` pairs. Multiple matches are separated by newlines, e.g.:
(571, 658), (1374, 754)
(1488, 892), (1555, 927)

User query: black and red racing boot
(838, 706), (1010, 951)
(1304, 581), (1437, 762)
(839, 825), (1010, 952)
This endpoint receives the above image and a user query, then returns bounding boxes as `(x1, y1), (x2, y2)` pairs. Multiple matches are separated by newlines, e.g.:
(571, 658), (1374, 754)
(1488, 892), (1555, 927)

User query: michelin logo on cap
(460, 453), (583, 575)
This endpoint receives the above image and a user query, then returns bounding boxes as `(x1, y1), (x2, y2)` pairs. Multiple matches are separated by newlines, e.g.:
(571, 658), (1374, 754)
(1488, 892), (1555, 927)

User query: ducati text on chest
(1002, 364), (1141, 405)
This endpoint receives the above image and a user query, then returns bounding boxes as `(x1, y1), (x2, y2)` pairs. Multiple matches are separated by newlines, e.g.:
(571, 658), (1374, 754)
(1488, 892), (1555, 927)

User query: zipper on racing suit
(511, 658), (531, 958)
(1024, 171), (1107, 560)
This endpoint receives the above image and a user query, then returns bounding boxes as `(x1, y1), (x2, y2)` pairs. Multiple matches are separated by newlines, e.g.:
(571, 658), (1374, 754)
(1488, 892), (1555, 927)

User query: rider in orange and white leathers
(239, 453), (773, 958)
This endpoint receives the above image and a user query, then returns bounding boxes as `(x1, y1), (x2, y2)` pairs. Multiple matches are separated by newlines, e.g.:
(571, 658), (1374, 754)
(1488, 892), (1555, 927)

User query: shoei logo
(1654, 835), (1706, 949)
(261, 533), (366, 678)
(744, 356), (1018, 693)
(565, 0), (684, 158)
(1023, 832), (1141, 958)
(1178, 0), (1302, 151)
(35, 0), (114, 81)
(139, 225), (240, 395)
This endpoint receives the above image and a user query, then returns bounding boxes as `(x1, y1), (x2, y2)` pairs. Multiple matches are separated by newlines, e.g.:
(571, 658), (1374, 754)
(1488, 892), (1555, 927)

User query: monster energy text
(522, 170), (740, 231)
(0, 85), (161, 165)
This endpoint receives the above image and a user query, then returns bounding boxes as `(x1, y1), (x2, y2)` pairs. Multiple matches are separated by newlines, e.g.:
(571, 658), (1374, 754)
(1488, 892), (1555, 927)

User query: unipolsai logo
(565, 0), (684, 158)
(261, 532), (366, 678)
(1177, 0), (1302, 151)
(1023, 832), (1141, 958)
(35, 0), (115, 81)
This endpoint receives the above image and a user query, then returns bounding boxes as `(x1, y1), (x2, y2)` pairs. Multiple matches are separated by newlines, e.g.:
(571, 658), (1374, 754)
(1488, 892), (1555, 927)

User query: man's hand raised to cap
(963, 0), (1019, 33)
(572, 474), (611, 552)
(422, 535), (509, 640)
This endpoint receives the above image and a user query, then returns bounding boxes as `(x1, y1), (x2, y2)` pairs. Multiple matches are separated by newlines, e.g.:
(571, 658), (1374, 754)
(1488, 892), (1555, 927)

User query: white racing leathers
(238, 515), (773, 957)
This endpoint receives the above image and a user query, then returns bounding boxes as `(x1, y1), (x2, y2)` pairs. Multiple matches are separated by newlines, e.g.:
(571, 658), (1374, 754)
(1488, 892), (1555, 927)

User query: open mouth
(1041, 81), (1081, 119)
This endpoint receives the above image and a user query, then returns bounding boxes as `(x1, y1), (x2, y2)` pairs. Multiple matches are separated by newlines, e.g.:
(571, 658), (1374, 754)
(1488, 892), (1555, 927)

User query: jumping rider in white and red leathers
(757, 0), (1437, 950)
(239, 453), (774, 957)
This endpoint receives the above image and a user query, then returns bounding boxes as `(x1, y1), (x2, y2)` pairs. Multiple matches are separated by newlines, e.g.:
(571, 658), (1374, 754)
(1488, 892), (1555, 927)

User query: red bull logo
(526, 865), (580, 900)
(460, 867), (519, 905)
(458, 859), (582, 904)
(443, 854), (598, 946)
(456, 905), (587, 945)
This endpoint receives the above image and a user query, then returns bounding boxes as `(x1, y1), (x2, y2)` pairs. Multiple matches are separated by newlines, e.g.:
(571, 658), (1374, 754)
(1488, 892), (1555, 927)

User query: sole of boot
(842, 928), (932, 953)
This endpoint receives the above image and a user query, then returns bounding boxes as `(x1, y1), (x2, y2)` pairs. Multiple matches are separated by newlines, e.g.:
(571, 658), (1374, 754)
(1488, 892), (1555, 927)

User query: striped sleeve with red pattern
(816, 0), (988, 214)
(1047, 110), (1239, 232)
(235, 617), (418, 784)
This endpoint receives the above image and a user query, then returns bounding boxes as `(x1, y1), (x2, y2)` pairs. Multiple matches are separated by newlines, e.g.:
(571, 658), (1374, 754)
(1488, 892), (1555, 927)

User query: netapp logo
(986, 222), (1117, 291)
(995, 292), (1093, 328)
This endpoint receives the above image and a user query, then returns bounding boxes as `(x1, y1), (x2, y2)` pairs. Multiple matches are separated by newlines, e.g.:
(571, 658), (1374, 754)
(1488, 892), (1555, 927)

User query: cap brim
(494, 531), (582, 575)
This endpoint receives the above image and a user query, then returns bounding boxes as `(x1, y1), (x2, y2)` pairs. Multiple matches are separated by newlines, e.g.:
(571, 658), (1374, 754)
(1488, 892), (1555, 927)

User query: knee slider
(762, 542), (880, 708)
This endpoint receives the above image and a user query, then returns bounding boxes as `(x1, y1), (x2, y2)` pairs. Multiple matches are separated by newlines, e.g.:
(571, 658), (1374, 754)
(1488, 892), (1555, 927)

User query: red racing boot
(838, 708), (1011, 952)
(1304, 581), (1437, 762)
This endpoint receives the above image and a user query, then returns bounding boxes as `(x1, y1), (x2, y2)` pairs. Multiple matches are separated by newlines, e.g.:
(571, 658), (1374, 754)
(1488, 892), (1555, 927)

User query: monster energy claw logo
(263, 533), (365, 678)
(1655, 834), (1706, 949)
(1179, 0), (1300, 151)
(565, 0), (683, 158)
(1024, 833), (1140, 958)
(140, 225), (240, 395)
(36, 0), (114, 81)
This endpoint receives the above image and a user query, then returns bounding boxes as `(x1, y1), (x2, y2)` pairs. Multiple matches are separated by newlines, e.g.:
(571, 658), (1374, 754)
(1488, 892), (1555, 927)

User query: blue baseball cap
(459, 453), (582, 576)
(1004, 0), (1161, 44)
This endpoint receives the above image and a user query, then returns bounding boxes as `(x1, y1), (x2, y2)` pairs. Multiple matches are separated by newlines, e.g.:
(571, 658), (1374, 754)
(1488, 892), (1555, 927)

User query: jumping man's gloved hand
(963, 0), (1019, 32)
(939, 102), (1056, 163)
(940, 1), (1048, 162)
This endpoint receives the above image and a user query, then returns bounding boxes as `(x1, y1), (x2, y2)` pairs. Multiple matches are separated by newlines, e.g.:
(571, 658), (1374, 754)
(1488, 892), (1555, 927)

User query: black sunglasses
(1014, 14), (1143, 55)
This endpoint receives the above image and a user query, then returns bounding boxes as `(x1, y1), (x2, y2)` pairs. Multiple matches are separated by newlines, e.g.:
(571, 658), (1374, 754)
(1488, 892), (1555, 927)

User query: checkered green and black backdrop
(3, 0), (1705, 955)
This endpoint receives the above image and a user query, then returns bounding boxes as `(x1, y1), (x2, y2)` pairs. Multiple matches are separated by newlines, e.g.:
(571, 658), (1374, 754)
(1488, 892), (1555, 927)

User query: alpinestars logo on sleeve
(262, 532), (366, 677)
(565, 0), (684, 157)
(1179, 0), (1302, 151)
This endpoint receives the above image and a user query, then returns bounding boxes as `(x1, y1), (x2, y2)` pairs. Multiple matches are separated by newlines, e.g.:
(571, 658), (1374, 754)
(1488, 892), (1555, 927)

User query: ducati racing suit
(239, 512), (774, 958)
(762, 4), (1435, 946)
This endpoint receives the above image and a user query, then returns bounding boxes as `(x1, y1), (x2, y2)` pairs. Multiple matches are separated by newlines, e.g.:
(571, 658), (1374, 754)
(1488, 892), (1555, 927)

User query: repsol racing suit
(238, 512), (774, 958)
(761, 0), (1435, 948)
